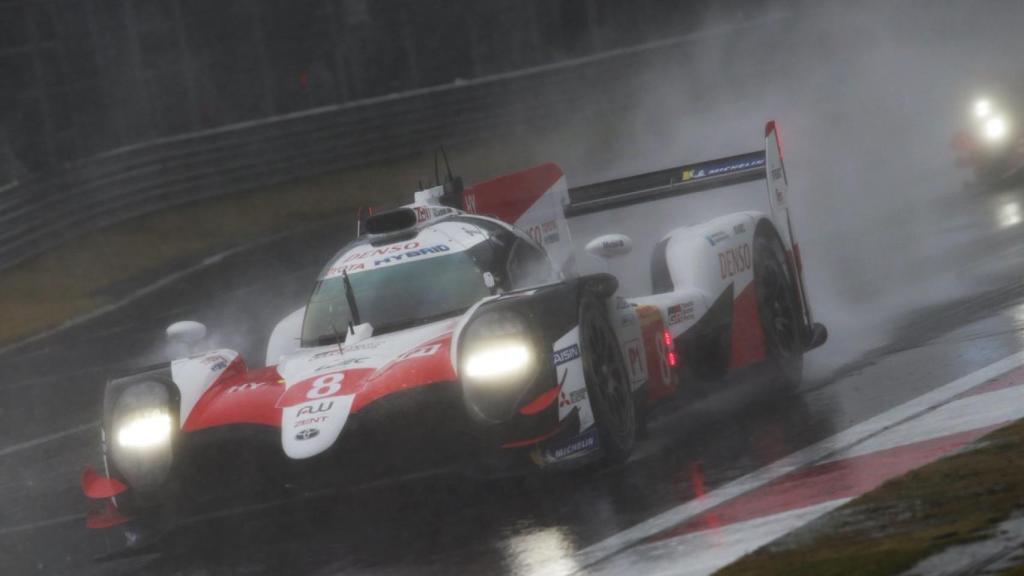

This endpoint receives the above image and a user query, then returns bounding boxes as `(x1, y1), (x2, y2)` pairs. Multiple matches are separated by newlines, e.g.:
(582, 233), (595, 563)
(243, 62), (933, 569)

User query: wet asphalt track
(4, 186), (1024, 575)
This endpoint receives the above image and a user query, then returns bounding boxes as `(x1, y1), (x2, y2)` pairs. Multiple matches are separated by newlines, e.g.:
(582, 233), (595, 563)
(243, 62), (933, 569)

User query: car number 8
(307, 373), (344, 399)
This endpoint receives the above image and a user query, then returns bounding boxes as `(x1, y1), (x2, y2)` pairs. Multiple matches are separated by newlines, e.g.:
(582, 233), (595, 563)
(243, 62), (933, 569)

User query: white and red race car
(81, 122), (826, 533)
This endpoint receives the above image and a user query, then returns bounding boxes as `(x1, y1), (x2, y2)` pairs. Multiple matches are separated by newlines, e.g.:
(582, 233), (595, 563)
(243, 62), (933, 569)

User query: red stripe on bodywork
(727, 282), (767, 371)
(86, 501), (132, 530)
(80, 466), (127, 499)
(184, 333), (459, 431)
(465, 162), (563, 225)
(648, 424), (1001, 543)
(183, 363), (285, 431)
(352, 333), (456, 412)
(520, 386), (560, 416)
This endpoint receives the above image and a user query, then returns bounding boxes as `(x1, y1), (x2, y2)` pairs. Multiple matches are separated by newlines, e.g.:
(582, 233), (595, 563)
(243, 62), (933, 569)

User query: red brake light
(663, 329), (677, 368)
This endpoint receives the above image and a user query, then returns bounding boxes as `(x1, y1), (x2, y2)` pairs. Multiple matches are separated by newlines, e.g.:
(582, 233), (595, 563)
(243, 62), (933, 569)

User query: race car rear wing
(566, 121), (794, 258)
(564, 121), (820, 338)
(564, 150), (767, 217)
(566, 121), (793, 219)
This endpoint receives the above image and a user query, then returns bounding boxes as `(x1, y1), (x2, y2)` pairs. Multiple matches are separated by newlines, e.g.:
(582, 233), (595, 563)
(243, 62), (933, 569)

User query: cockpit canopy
(300, 215), (557, 346)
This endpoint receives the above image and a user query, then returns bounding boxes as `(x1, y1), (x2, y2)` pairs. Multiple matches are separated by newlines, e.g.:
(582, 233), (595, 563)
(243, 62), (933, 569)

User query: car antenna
(341, 269), (361, 333)
(439, 146), (454, 183)
(432, 146), (456, 186)
(433, 150), (440, 187)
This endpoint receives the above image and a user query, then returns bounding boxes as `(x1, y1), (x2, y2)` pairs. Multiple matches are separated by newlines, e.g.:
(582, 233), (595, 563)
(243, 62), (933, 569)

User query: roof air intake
(363, 207), (418, 235)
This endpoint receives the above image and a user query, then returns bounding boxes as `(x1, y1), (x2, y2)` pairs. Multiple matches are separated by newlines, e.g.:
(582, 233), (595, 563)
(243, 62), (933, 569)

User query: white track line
(0, 218), (334, 359)
(0, 513), (84, 537)
(0, 420), (100, 458)
(571, 350), (1024, 573)
(0, 246), (247, 358)
(820, 382), (1024, 463)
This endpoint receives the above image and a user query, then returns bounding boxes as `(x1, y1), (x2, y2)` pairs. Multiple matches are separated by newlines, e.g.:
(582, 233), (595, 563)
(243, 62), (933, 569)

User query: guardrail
(0, 19), (774, 272)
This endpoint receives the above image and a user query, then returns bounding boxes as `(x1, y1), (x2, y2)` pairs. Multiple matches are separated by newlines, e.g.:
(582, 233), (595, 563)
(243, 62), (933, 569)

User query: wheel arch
(752, 216), (813, 342)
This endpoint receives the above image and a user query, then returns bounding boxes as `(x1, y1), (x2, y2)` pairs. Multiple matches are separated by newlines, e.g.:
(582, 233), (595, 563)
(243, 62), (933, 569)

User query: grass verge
(719, 418), (1024, 576)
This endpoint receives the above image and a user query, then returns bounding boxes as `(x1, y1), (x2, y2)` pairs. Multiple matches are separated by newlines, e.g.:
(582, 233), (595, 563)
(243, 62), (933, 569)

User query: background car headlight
(974, 97), (993, 119)
(109, 381), (175, 491)
(983, 115), (1009, 142)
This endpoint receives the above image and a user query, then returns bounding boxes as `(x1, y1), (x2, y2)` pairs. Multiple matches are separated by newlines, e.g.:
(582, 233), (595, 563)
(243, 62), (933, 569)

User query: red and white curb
(568, 352), (1024, 576)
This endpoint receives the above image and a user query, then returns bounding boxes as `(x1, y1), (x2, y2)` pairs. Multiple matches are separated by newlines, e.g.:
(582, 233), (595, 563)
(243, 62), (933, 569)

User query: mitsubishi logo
(295, 428), (320, 441)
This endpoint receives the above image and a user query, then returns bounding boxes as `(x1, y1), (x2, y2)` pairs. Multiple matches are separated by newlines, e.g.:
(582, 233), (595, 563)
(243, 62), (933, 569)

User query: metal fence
(0, 20), (770, 272)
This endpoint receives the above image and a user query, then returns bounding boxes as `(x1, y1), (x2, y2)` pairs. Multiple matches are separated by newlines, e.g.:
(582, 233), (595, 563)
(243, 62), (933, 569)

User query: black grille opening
(651, 237), (673, 294)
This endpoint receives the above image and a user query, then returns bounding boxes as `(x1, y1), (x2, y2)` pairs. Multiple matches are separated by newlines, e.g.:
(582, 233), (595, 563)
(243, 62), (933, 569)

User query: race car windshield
(301, 251), (491, 345)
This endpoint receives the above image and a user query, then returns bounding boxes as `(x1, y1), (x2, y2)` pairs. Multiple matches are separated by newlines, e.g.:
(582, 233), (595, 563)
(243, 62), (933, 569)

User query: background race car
(953, 91), (1024, 188)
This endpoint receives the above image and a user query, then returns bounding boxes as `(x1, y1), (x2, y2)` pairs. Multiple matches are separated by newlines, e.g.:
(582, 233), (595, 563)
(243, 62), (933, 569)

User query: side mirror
(166, 321), (207, 349)
(585, 234), (632, 259)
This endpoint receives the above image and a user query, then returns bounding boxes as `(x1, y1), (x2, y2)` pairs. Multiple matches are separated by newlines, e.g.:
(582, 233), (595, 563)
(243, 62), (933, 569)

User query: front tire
(579, 296), (636, 464)
(753, 226), (804, 386)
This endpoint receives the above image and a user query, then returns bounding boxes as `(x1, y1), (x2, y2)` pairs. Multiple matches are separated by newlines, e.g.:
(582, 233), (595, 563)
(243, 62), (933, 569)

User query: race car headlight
(460, 310), (540, 421)
(463, 340), (534, 382)
(108, 381), (175, 491)
(117, 409), (172, 450)
(983, 115), (1010, 142)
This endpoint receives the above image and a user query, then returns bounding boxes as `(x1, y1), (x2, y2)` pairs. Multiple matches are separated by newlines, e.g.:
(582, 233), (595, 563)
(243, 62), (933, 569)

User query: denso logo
(343, 241), (420, 263)
(552, 344), (580, 366)
(719, 243), (752, 279)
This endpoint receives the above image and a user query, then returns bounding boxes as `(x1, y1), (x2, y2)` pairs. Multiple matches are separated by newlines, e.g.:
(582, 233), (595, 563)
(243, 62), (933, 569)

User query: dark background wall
(0, 0), (763, 180)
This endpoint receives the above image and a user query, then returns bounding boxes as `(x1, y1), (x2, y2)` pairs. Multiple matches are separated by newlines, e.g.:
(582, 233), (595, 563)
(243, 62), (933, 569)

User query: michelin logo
(552, 344), (580, 366)
(682, 156), (765, 181)
(546, 428), (599, 461)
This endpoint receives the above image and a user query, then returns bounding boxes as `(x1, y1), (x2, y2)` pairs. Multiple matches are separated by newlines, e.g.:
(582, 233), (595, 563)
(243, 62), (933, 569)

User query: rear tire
(753, 226), (804, 386)
(579, 296), (636, 465)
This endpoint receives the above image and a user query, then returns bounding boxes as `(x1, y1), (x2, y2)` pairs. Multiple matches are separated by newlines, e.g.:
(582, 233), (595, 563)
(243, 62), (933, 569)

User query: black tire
(579, 296), (636, 464)
(753, 226), (804, 386)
